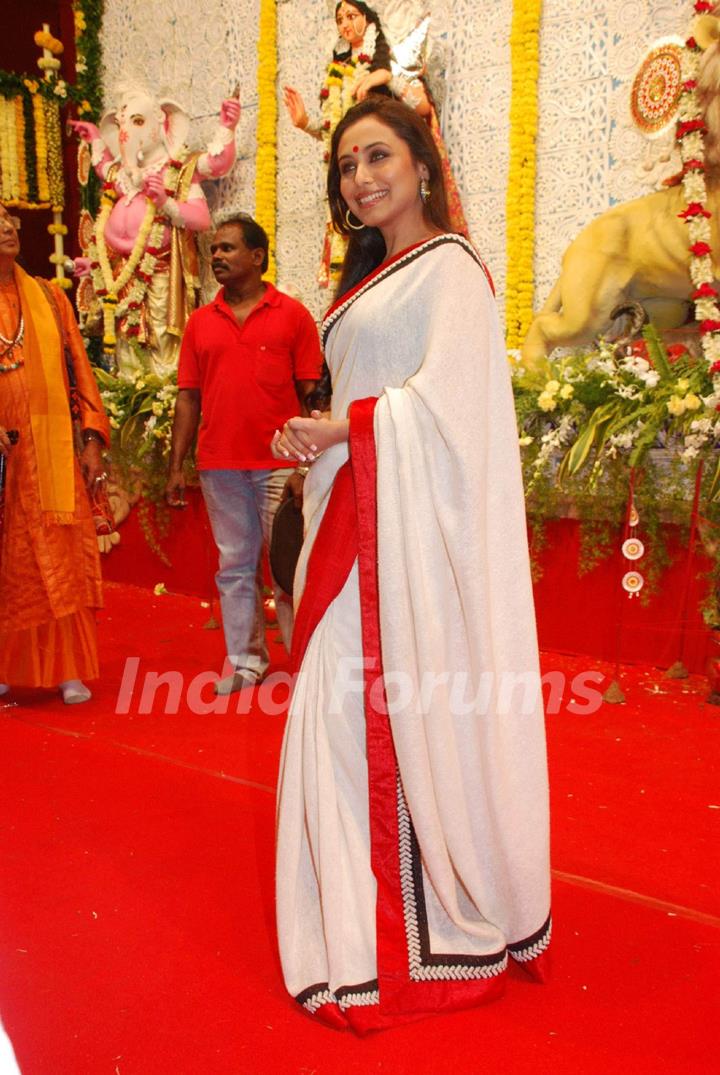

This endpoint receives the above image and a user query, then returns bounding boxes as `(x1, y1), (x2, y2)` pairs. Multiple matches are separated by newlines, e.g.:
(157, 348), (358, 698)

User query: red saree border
(348, 398), (507, 1018)
(290, 460), (357, 673)
(347, 397), (409, 1003)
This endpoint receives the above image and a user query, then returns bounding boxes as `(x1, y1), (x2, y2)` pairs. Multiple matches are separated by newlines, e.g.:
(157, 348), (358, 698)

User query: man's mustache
(212, 261), (229, 271)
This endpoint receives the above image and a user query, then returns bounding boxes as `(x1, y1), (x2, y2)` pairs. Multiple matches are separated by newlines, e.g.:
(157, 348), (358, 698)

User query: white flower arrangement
(512, 331), (718, 491)
(93, 369), (180, 496)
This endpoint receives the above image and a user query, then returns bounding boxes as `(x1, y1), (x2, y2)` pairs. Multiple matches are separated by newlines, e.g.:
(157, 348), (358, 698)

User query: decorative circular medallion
(622, 537), (645, 561)
(77, 142), (91, 187)
(78, 209), (94, 251)
(630, 39), (684, 138)
(622, 571), (645, 595)
(629, 504), (640, 528)
(76, 276), (94, 314)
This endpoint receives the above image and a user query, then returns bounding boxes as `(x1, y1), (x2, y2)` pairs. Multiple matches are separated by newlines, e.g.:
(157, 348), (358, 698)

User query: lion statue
(522, 8), (720, 367)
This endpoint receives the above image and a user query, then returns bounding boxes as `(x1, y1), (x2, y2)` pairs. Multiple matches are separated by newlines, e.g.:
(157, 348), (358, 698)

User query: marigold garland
(21, 92), (38, 203)
(14, 96), (27, 202)
(0, 82), (66, 210)
(255, 0), (277, 282)
(0, 98), (19, 202)
(0, 98), (14, 201)
(43, 96), (64, 211)
(34, 30), (64, 55)
(89, 186), (159, 353)
(505, 0), (543, 351)
(31, 90), (50, 204)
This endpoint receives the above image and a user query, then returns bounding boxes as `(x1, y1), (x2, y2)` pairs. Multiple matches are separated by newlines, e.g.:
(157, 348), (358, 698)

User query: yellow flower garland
(43, 96), (65, 211)
(14, 96), (27, 203)
(6, 99), (19, 200)
(0, 89), (64, 210)
(0, 99), (12, 201)
(255, 0), (277, 282)
(95, 195), (157, 298)
(32, 91), (50, 204)
(505, 0), (543, 351)
(1, 97), (19, 201)
(92, 193), (158, 352)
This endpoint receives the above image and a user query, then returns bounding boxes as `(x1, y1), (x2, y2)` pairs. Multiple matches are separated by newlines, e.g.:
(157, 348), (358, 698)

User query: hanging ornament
(77, 141), (91, 186)
(78, 208), (94, 249)
(621, 482), (646, 599)
(76, 276), (94, 314)
(622, 537), (646, 561)
(622, 571), (645, 597)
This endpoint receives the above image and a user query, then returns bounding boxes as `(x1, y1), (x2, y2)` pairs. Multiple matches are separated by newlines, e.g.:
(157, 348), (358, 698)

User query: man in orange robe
(0, 204), (109, 703)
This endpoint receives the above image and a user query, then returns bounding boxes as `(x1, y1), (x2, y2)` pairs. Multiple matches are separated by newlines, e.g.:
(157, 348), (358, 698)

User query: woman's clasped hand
(271, 410), (349, 463)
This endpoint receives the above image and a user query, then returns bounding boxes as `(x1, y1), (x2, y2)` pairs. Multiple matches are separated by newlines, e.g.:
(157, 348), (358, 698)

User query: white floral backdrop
(101, 0), (690, 323)
(100, 0), (260, 296)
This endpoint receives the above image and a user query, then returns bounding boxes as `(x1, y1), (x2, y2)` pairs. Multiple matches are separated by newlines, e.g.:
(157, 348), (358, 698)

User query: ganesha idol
(70, 87), (240, 379)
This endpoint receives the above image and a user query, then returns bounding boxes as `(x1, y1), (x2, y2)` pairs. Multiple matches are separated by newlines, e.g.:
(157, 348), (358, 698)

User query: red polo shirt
(177, 283), (323, 469)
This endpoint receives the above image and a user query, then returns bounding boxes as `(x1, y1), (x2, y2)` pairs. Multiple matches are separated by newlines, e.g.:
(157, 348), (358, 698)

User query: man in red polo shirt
(166, 214), (322, 693)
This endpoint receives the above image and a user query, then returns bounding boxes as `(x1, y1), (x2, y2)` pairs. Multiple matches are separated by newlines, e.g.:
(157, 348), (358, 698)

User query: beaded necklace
(0, 283), (24, 371)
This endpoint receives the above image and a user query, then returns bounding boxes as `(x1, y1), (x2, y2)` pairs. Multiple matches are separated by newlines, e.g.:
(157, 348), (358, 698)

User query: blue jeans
(199, 467), (294, 679)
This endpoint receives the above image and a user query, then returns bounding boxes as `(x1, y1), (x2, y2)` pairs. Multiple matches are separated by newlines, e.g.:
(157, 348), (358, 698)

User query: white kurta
(276, 235), (551, 1027)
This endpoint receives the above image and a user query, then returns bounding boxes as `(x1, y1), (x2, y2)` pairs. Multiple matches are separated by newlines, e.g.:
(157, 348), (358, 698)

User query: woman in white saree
(272, 98), (551, 1032)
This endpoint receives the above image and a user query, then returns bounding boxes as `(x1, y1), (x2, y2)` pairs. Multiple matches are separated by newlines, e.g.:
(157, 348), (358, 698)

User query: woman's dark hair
(332, 1), (392, 76)
(327, 97), (452, 299)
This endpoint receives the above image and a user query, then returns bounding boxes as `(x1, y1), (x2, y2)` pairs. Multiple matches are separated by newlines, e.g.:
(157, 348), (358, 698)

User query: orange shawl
(15, 264), (75, 523)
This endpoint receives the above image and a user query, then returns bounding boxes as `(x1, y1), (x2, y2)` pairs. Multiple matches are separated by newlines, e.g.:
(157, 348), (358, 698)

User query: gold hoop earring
(345, 208), (366, 231)
(419, 177), (430, 205)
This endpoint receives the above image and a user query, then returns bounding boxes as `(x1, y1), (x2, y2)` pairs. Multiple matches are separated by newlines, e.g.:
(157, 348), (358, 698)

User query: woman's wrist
(327, 419), (350, 447)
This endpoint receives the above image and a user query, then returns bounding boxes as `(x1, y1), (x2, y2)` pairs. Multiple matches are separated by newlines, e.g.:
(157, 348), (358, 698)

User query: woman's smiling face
(338, 116), (427, 234)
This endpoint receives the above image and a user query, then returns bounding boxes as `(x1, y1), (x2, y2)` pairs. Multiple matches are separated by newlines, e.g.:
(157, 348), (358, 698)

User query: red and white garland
(678, 1), (720, 374)
(87, 156), (186, 356)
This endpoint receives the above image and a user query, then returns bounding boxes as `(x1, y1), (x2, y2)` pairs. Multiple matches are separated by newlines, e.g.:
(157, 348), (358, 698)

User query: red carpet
(1, 583), (718, 1074)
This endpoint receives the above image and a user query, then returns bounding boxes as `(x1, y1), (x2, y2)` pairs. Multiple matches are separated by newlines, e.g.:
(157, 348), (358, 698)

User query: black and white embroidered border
(296, 983), (335, 1015)
(336, 983), (380, 1010)
(321, 233), (492, 348)
(296, 979), (380, 1015)
(508, 914), (552, 963)
(396, 777), (507, 981)
(396, 776), (551, 981)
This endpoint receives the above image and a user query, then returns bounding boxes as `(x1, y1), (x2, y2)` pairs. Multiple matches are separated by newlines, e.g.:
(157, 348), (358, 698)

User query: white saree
(276, 235), (551, 1031)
